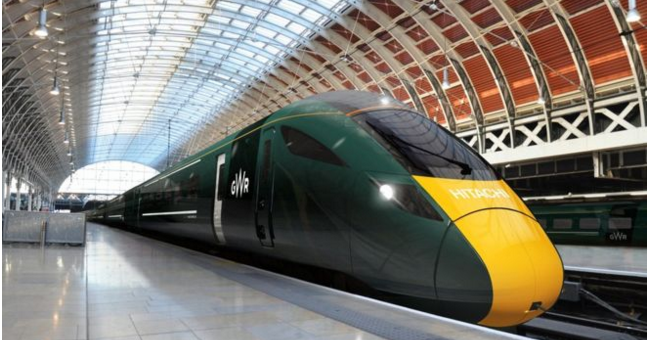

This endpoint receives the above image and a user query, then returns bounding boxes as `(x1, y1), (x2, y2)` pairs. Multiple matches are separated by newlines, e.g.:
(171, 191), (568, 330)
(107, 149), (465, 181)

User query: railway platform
(3, 223), (527, 340)
(556, 244), (646, 277)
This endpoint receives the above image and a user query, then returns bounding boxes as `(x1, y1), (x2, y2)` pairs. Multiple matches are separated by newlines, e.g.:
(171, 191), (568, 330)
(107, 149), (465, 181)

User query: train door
(135, 189), (141, 229)
(124, 189), (140, 228)
(255, 127), (276, 247)
(212, 154), (227, 244)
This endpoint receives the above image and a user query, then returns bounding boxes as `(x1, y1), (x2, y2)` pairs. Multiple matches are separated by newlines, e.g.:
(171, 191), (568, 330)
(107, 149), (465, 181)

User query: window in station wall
(58, 161), (159, 195)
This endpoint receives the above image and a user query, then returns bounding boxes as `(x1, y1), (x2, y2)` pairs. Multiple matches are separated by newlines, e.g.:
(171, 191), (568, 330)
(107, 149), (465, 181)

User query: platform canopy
(2, 0), (647, 192)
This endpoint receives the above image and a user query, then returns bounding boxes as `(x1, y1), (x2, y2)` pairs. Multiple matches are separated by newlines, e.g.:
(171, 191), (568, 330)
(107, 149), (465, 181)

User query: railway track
(518, 269), (646, 340)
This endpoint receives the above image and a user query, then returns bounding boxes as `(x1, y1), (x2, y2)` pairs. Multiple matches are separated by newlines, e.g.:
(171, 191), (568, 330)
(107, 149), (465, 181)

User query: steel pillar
(27, 187), (33, 211)
(14, 178), (22, 210)
(4, 171), (12, 211)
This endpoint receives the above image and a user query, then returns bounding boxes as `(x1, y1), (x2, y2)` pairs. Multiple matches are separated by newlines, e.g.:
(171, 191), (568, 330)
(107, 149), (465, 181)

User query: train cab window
(281, 126), (346, 166)
(609, 218), (632, 230)
(579, 218), (600, 230)
(537, 219), (547, 230)
(351, 109), (498, 180)
(552, 219), (572, 229)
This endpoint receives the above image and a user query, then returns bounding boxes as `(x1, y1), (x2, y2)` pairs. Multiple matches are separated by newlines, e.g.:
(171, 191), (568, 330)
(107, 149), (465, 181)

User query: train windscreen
(352, 109), (498, 180)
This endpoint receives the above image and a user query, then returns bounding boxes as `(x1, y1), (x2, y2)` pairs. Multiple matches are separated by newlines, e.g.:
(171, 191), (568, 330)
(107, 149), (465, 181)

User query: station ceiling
(2, 0), (647, 191)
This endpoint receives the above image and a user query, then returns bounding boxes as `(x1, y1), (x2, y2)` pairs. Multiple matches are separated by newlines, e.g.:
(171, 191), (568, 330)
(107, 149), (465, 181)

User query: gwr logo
(231, 169), (249, 198)
(609, 231), (628, 241)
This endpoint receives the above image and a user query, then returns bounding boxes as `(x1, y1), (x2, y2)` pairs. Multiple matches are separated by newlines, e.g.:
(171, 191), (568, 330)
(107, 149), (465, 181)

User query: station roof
(2, 0), (647, 190)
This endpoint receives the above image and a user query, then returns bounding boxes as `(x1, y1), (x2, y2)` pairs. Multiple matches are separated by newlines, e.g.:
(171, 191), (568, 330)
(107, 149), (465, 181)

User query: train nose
(445, 208), (564, 327)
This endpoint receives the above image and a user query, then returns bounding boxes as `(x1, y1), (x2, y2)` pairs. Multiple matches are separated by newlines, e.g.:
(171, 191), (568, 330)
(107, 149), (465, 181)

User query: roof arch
(3, 0), (647, 191)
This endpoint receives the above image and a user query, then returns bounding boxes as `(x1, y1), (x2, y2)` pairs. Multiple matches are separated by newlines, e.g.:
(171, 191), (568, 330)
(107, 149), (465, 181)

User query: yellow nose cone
(413, 176), (564, 327)
(455, 209), (564, 326)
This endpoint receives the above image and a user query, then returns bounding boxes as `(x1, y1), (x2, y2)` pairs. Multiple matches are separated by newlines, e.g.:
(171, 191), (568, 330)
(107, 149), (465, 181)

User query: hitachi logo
(449, 188), (510, 199)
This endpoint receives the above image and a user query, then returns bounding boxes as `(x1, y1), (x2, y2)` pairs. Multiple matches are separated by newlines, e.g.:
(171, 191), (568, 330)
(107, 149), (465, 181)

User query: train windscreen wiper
(367, 122), (473, 176)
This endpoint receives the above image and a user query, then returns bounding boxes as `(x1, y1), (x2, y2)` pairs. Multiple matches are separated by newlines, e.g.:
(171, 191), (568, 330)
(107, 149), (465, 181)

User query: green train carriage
(92, 91), (564, 327)
(529, 200), (646, 246)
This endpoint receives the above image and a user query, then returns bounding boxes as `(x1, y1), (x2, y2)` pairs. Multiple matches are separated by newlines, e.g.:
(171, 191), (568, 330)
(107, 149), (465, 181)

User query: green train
(91, 91), (563, 327)
(528, 199), (646, 246)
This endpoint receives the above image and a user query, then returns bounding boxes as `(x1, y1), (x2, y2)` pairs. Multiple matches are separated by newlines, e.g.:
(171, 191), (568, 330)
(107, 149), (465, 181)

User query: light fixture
(50, 77), (60, 95)
(63, 131), (69, 144)
(58, 107), (65, 125)
(379, 184), (394, 200)
(537, 96), (545, 105)
(626, 0), (640, 22)
(66, 149), (72, 156)
(381, 97), (391, 105)
(34, 8), (48, 38)
(442, 68), (451, 89)
(429, 1), (438, 11)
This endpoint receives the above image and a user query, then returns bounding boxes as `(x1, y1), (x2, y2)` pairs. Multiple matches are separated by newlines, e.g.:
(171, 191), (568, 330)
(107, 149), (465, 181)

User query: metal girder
(439, 0), (517, 148)
(605, 0), (647, 127)
(393, 0), (484, 149)
(488, 0), (554, 142)
(543, 0), (597, 135)
(423, 69), (456, 130)
(337, 1), (419, 109)
(346, 1), (431, 115)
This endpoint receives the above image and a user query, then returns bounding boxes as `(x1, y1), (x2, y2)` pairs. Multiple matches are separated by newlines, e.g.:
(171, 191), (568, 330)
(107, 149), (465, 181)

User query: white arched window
(59, 161), (159, 195)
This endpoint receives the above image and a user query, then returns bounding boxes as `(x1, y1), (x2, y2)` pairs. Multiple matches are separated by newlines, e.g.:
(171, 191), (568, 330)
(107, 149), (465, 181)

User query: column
(2, 171), (6, 212)
(14, 178), (22, 211)
(27, 187), (33, 211)
(4, 172), (11, 211)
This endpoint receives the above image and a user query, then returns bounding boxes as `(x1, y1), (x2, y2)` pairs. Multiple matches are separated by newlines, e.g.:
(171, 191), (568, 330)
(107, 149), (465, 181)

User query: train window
(217, 163), (226, 200)
(387, 183), (442, 221)
(352, 110), (498, 180)
(552, 219), (572, 229)
(262, 140), (272, 182)
(281, 126), (346, 166)
(537, 219), (547, 229)
(579, 218), (600, 230)
(609, 218), (632, 230)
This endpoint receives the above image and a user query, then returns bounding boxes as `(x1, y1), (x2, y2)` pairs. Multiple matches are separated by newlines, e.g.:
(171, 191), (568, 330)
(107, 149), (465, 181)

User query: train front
(346, 98), (564, 327)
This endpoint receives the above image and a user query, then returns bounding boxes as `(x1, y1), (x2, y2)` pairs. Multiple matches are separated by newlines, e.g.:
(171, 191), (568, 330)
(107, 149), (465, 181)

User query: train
(91, 91), (564, 327)
(528, 198), (646, 246)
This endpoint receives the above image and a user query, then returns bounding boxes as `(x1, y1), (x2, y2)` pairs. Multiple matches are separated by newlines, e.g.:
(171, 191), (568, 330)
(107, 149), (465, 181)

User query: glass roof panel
(89, 0), (348, 166)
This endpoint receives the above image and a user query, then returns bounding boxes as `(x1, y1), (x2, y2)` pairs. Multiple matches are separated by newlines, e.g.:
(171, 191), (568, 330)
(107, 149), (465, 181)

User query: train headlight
(379, 184), (395, 200)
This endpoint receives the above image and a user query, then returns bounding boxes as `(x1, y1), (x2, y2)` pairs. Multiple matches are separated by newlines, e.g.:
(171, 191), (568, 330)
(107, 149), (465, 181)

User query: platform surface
(556, 244), (646, 277)
(3, 223), (527, 340)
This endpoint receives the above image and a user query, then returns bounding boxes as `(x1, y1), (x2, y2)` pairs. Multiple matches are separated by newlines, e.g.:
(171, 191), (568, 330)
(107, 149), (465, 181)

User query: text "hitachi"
(449, 188), (510, 199)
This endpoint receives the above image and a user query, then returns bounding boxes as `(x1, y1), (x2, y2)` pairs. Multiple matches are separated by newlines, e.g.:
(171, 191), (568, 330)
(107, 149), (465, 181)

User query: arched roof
(2, 0), (647, 191)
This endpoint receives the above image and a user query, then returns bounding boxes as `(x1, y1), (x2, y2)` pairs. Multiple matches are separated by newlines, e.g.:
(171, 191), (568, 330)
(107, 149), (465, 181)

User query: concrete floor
(3, 223), (527, 340)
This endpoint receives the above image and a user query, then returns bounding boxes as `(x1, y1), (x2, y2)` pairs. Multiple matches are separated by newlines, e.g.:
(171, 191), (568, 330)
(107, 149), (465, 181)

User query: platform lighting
(380, 97), (391, 105)
(442, 68), (451, 89)
(66, 149), (72, 156)
(537, 96), (545, 105)
(50, 77), (60, 95)
(63, 131), (69, 144)
(34, 8), (48, 38)
(58, 107), (65, 125)
(428, 1), (438, 11)
(626, 0), (640, 22)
